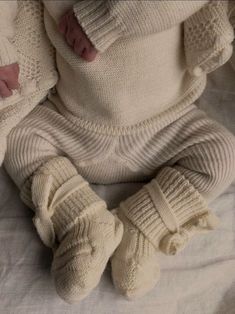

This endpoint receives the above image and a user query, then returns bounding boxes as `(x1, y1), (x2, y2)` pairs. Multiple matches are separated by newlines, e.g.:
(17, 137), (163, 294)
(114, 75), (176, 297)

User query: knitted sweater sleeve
(0, 0), (18, 66)
(184, 0), (234, 76)
(73, 0), (209, 52)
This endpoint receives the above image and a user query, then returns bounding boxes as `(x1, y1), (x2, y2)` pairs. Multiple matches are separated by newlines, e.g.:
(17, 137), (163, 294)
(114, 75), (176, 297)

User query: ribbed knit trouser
(5, 101), (235, 200)
(4, 100), (235, 299)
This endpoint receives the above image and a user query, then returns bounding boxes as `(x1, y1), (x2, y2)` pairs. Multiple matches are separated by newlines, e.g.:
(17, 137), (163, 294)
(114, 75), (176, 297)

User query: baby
(0, 0), (235, 304)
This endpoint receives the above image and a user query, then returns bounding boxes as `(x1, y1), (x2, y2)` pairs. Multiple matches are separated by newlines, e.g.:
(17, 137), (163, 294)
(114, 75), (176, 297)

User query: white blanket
(0, 62), (235, 314)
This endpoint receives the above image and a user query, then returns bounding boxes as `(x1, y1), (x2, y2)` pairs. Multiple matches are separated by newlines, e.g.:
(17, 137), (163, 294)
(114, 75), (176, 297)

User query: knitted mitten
(22, 157), (123, 304)
(111, 167), (219, 299)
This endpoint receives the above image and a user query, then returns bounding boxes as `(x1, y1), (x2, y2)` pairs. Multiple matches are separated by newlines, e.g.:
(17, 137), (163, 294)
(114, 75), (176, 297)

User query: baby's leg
(111, 108), (235, 298)
(4, 103), (123, 303)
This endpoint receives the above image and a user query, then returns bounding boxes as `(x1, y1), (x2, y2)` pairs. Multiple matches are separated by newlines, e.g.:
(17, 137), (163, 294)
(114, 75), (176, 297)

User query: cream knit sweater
(41, 0), (234, 130)
(0, 1), (234, 154)
(1, 2), (234, 302)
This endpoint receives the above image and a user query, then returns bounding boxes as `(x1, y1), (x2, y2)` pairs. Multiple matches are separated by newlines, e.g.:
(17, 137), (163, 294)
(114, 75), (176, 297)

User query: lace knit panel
(184, 1), (234, 74)
(12, 0), (57, 88)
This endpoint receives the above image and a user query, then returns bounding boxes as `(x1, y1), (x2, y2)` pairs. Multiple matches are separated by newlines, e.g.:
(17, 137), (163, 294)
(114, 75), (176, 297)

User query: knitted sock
(111, 210), (159, 299)
(21, 157), (123, 304)
(111, 167), (219, 299)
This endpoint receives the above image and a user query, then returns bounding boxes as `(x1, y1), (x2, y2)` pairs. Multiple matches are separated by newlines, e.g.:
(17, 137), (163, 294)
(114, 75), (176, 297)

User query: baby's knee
(4, 124), (55, 189)
(4, 126), (29, 188)
(203, 130), (235, 198)
(213, 131), (235, 180)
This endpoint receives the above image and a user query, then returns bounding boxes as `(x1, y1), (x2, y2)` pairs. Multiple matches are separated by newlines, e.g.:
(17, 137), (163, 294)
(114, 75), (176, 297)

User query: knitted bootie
(21, 157), (123, 304)
(111, 167), (219, 299)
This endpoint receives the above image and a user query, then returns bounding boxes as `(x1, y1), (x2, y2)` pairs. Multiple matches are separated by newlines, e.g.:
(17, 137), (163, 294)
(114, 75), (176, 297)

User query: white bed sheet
(0, 62), (235, 314)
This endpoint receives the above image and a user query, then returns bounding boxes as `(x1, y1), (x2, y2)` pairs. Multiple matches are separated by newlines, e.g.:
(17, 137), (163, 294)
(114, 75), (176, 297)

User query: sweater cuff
(0, 35), (18, 67)
(73, 0), (122, 53)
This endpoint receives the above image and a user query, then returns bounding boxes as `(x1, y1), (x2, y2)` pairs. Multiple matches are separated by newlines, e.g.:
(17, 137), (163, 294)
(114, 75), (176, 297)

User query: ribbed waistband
(49, 74), (206, 136)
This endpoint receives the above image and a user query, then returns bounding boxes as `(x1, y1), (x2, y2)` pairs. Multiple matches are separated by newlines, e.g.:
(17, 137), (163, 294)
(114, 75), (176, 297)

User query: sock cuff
(25, 156), (107, 247)
(20, 156), (79, 210)
(120, 167), (219, 254)
(52, 181), (106, 240)
(119, 186), (165, 250)
(156, 167), (208, 225)
(36, 157), (79, 195)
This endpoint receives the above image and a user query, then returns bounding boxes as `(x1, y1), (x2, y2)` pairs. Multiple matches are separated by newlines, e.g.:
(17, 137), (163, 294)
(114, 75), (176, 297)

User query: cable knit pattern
(111, 168), (220, 298)
(20, 156), (123, 303)
(4, 100), (235, 301)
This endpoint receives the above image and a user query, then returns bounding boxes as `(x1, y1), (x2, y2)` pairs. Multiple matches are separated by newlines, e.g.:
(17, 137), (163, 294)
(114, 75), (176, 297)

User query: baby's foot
(30, 157), (123, 303)
(111, 211), (160, 299)
(59, 9), (98, 62)
(52, 208), (123, 303)
(111, 172), (219, 299)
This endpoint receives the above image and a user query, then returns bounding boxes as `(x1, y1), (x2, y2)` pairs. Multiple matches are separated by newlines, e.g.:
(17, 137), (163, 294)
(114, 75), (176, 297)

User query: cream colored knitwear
(0, 1), (18, 66)
(5, 100), (235, 300)
(21, 156), (123, 303)
(1, 1), (235, 302)
(73, 1), (234, 76)
(45, 0), (233, 129)
(0, 1), (233, 162)
(111, 170), (219, 298)
(0, 0), (58, 164)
